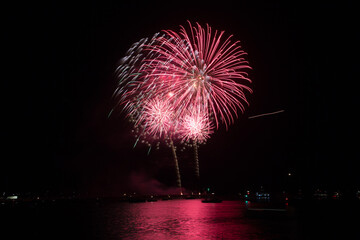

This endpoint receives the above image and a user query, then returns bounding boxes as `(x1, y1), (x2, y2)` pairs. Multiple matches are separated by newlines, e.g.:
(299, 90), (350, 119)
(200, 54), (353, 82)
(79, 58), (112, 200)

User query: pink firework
(141, 21), (252, 129)
(180, 111), (213, 143)
(136, 97), (175, 139)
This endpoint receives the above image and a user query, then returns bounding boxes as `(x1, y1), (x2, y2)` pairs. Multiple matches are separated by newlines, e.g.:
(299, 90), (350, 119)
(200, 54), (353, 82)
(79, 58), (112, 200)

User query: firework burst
(180, 111), (213, 144)
(137, 97), (175, 139)
(141, 21), (252, 129)
(113, 21), (252, 192)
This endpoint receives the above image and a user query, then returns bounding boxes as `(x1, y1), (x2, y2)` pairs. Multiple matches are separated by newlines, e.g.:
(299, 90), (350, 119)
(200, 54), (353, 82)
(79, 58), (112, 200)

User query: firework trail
(248, 110), (285, 119)
(193, 140), (199, 180)
(179, 111), (213, 183)
(169, 139), (182, 194)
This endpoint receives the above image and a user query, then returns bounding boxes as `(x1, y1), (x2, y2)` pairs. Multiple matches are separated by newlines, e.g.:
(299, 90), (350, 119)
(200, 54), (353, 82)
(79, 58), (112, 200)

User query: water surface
(2, 199), (359, 239)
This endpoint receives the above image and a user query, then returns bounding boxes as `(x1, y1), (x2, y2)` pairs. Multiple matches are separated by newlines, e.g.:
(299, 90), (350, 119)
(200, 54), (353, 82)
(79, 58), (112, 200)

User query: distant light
(288, 173), (292, 176)
(7, 196), (18, 200)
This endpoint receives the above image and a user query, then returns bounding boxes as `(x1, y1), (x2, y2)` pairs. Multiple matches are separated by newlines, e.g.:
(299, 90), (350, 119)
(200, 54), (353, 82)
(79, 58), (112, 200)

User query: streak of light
(248, 109), (285, 119)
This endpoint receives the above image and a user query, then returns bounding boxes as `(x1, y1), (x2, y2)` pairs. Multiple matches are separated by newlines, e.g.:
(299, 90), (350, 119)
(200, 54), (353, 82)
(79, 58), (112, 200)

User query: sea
(1, 198), (359, 239)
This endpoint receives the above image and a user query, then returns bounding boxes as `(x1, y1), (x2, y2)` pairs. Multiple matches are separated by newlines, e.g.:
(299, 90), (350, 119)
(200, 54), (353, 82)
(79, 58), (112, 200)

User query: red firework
(141, 21), (252, 129)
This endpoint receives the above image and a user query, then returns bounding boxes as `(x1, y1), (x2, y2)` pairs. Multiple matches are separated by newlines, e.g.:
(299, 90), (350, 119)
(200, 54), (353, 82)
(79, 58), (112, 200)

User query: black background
(3, 1), (359, 197)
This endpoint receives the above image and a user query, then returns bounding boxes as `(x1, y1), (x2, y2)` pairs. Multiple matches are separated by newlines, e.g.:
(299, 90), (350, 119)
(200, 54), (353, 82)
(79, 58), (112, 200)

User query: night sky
(3, 1), (359, 197)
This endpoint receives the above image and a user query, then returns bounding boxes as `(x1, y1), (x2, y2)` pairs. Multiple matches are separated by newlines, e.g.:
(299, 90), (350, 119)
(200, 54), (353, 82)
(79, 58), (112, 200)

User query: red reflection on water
(116, 200), (258, 239)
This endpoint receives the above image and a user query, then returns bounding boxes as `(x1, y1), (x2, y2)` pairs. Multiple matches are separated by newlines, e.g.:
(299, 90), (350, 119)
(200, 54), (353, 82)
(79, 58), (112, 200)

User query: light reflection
(110, 200), (258, 239)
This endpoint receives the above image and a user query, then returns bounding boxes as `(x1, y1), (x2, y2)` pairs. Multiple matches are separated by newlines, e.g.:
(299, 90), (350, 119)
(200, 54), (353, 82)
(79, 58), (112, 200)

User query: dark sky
(3, 1), (359, 196)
